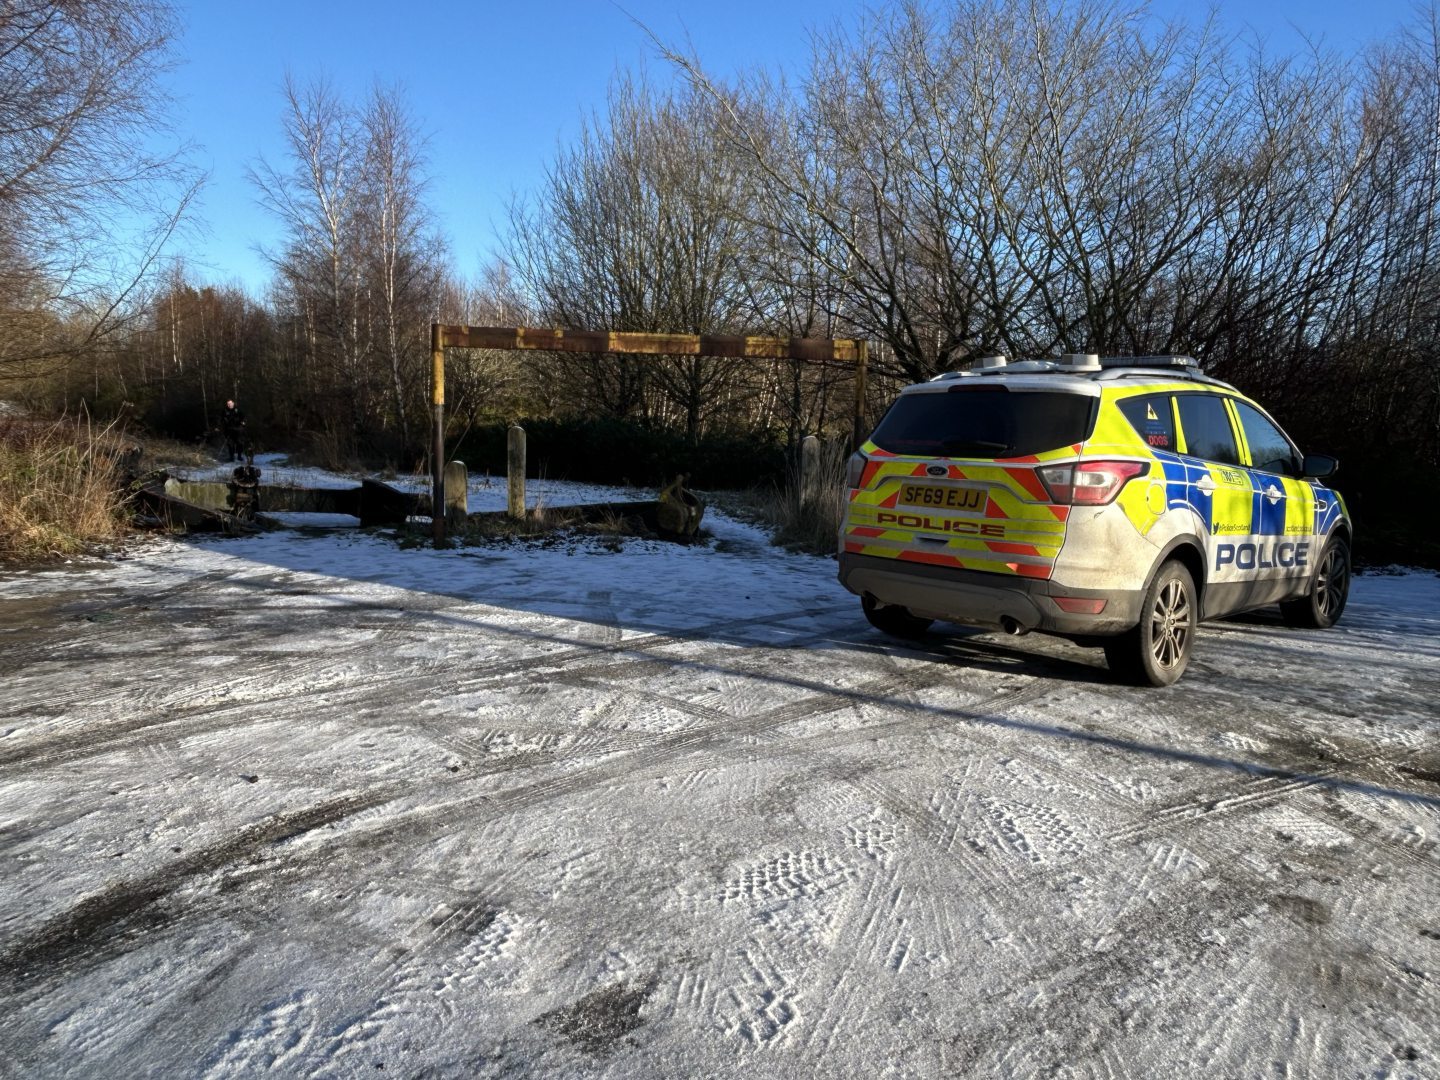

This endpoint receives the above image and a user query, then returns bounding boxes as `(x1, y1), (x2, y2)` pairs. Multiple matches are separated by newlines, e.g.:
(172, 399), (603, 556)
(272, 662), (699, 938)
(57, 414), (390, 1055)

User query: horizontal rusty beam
(436, 325), (861, 363)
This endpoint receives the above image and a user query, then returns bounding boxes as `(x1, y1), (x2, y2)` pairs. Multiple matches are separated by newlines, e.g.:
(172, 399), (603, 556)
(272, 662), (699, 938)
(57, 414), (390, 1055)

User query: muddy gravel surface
(0, 521), (1436, 1078)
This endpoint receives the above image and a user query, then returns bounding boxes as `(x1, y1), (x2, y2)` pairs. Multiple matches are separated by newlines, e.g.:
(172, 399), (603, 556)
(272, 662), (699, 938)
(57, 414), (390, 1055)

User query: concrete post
(507, 424), (526, 519)
(444, 460), (468, 530)
(799, 435), (820, 513)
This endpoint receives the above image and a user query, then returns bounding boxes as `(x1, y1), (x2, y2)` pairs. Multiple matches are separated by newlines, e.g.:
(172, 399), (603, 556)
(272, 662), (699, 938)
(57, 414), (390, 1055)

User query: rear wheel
(862, 595), (933, 639)
(1105, 561), (1197, 687)
(1280, 536), (1350, 629)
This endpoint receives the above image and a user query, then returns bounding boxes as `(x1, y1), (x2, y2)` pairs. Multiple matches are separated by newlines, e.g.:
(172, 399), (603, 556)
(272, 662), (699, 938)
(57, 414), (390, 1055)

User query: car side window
(1117, 394), (1176, 451)
(1175, 394), (1242, 465)
(1233, 401), (1300, 477)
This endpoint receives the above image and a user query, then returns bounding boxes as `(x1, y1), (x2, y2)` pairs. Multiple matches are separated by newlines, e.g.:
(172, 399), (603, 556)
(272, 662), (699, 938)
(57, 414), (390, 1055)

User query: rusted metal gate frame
(428, 323), (869, 547)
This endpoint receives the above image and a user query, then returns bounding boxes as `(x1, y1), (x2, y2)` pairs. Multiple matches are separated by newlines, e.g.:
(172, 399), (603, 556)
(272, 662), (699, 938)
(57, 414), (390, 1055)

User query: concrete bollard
(444, 460), (468, 529)
(799, 435), (820, 512)
(507, 424), (526, 519)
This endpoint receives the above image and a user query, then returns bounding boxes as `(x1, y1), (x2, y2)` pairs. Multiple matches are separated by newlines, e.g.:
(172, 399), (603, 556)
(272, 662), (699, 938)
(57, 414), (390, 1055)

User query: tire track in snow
(795, 857), (898, 1059)
(690, 671), (1391, 1077)
(1318, 800), (1440, 883)
(955, 868), (1267, 1076)
(425, 670), (949, 826)
(646, 680), (1060, 1059)
(1184, 951), (1267, 1071)
(0, 604), (855, 773)
(151, 667), (1047, 1012)
(846, 774), (993, 965)
(0, 791), (392, 985)
(1103, 772), (1338, 849)
(1046, 682), (1440, 893)
(0, 663), (955, 988)
(189, 857), (534, 1080)
(535, 668), (1087, 1003)
(310, 899), (509, 1071)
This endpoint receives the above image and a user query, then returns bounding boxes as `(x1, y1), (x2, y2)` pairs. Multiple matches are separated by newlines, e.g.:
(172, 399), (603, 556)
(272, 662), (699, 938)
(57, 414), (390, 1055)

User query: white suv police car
(838, 354), (1351, 686)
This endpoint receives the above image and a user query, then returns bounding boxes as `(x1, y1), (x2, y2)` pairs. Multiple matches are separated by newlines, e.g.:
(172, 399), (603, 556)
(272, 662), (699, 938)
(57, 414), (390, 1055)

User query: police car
(838, 354), (1351, 686)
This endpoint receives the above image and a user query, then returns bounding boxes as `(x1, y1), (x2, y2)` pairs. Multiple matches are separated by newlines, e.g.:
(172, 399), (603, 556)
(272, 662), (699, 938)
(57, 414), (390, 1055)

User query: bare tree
(0, 0), (199, 379)
(653, 1), (1352, 380)
(506, 75), (764, 435)
(250, 75), (447, 456)
(358, 82), (445, 452)
(250, 73), (366, 437)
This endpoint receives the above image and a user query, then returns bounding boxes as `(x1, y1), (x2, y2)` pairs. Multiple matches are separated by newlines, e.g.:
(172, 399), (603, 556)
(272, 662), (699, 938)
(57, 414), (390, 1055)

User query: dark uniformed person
(220, 399), (246, 462)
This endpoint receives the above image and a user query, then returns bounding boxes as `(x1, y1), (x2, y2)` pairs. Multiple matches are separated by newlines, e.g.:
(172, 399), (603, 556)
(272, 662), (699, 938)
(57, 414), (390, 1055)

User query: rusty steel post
(431, 323), (446, 548)
(852, 339), (869, 450)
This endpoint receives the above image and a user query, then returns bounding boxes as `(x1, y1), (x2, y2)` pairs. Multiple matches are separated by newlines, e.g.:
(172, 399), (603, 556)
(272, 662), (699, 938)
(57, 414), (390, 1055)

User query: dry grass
(135, 432), (212, 470)
(460, 501), (584, 540)
(458, 501), (641, 542)
(288, 423), (366, 476)
(393, 500), (646, 553)
(0, 417), (134, 562)
(756, 438), (849, 555)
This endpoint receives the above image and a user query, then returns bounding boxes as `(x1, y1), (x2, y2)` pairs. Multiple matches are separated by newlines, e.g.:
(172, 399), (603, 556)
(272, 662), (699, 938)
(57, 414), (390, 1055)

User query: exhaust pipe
(1000, 616), (1027, 636)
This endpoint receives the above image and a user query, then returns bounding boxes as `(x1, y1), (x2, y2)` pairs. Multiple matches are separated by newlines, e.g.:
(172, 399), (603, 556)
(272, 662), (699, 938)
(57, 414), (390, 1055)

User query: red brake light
(1038, 460), (1149, 505)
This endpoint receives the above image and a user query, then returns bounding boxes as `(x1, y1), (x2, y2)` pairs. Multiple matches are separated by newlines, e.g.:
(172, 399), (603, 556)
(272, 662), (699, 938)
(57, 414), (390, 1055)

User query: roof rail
(1097, 355), (1199, 370)
(1096, 366), (1233, 389)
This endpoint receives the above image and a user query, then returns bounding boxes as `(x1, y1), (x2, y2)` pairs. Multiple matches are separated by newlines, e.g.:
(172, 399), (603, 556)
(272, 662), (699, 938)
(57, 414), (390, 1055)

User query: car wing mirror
(1301, 453), (1338, 480)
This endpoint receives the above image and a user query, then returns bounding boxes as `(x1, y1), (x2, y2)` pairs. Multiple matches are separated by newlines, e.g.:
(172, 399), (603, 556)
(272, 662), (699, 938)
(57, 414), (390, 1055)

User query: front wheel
(1105, 561), (1197, 687)
(862, 595), (933, 639)
(1280, 536), (1350, 629)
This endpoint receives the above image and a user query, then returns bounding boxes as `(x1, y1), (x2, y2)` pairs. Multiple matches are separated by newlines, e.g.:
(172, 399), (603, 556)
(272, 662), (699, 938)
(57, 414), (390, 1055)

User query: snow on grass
(169, 453), (662, 514)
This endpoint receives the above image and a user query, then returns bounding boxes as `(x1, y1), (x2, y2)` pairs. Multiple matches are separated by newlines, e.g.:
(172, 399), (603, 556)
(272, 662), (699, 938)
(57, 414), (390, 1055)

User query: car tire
(862, 596), (933, 639)
(1104, 560), (1197, 687)
(1279, 536), (1350, 629)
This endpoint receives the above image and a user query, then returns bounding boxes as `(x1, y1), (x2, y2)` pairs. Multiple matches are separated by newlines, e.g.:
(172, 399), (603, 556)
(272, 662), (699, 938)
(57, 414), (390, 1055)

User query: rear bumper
(838, 552), (1143, 636)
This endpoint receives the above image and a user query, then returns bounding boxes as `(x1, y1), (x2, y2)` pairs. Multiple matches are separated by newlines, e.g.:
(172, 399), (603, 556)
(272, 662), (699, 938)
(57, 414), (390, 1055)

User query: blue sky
(163, 0), (1424, 296)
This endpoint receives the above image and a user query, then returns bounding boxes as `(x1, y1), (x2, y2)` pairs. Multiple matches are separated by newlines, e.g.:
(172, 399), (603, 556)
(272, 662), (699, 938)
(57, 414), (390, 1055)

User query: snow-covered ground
(1, 492), (1437, 1078)
(180, 452), (651, 513)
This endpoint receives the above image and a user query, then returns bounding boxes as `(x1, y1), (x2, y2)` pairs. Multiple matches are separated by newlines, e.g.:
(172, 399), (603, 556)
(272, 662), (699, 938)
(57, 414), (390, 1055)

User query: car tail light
(845, 452), (867, 489)
(1037, 460), (1149, 505)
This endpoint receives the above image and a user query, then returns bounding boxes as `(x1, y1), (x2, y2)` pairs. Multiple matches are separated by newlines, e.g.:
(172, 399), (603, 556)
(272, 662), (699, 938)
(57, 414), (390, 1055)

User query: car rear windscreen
(869, 388), (1097, 458)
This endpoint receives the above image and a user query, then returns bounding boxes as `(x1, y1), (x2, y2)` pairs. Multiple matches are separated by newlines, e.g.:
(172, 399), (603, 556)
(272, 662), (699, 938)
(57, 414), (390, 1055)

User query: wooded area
(3, 0), (1438, 557)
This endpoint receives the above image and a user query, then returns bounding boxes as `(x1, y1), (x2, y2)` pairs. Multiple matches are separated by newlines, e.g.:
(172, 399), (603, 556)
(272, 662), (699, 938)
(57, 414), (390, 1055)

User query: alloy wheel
(1316, 545), (1348, 622)
(1149, 578), (1192, 670)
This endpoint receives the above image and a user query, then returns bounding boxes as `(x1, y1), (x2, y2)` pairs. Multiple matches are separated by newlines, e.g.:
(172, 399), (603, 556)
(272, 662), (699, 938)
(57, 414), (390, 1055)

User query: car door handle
(1195, 475), (1216, 494)
(1264, 483), (1283, 504)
